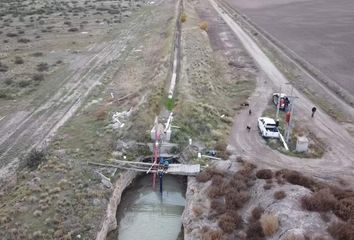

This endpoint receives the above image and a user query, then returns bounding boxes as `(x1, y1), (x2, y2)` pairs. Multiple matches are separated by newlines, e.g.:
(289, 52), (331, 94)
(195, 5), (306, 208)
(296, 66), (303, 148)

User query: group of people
(245, 106), (317, 132)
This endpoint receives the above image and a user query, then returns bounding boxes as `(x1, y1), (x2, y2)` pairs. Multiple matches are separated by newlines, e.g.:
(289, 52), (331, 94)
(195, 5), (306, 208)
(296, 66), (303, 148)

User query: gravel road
(209, 0), (354, 183)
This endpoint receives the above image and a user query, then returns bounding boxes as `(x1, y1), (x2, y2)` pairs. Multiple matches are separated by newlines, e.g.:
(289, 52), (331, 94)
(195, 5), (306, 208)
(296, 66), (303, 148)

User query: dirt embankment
(96, 170), (137, 240)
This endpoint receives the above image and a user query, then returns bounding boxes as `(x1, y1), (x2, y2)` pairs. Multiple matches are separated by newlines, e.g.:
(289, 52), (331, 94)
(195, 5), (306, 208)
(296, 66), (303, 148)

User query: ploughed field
(225, 0), (354, 95)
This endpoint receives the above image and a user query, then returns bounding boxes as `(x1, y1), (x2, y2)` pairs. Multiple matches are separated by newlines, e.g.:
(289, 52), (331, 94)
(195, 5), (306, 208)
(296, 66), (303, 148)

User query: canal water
(114, 175), (186, 240)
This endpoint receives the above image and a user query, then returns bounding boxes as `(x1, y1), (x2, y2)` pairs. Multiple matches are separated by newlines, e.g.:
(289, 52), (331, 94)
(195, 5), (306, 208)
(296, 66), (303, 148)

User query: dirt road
(208, 0), (354, 183)
(0, 7), (160, 184)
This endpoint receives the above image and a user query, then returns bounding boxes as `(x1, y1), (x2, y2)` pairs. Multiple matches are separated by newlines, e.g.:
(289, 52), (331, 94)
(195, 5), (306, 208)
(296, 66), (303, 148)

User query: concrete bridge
(89, 159), (201, 176)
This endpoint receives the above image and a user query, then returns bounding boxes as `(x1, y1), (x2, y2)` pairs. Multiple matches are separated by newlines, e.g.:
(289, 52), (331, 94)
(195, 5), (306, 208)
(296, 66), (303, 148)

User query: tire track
(209, 0), (354, 183)
(0, 9), (153, 180)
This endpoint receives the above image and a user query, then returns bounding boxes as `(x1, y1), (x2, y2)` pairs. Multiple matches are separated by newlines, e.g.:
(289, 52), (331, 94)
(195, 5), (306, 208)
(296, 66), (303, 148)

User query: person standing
(311, 107), (317, 118)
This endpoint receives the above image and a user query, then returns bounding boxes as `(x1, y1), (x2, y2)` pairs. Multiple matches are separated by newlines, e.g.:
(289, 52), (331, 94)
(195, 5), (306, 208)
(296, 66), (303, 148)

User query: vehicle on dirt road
(273, 93), (290, 111)
(258, 117), (280, 138)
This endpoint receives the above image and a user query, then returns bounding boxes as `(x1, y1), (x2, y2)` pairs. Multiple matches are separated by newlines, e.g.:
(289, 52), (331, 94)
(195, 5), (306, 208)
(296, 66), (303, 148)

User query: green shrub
(26, 149), (47, 170)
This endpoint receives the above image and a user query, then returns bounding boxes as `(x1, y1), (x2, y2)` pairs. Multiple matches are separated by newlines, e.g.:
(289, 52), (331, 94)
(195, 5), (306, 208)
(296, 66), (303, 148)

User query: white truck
(258, 117), (280, 138)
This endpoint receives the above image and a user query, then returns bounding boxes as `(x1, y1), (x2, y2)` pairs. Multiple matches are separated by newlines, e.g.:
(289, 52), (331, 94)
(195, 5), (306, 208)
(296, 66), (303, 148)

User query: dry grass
(274, 191), (287, 200)
(256, 169), (273, 179)
(199, 21), (208, 32)
(283, 232), (305, 240)
(214, 139), (230, 159)
(301, 188), (336, 212)
(260, 213), (279, 236)
(95, 107), (107, 121)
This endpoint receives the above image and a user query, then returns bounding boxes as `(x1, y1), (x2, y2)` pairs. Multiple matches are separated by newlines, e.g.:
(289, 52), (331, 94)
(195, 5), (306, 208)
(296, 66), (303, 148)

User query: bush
(330, 187), (354, 200)
(32, 52), (43, 57)
(18, 38), (31, 43)
(196, 168), (224, 183)
(283, 170), (318, 191)
(32, 74), (44, 81)
(274, 191), (287, 200)
(211, 175), (224, 186)
(4, 78), (13, 85)
(37, 62), (49, 72)
(0, 62), (8, 72)
(328, 221), (354, 240)
(199, 21), (208, 32)
(225, 190), (250, 210)
(95, 107), (107, 121)
(210, 200), (226, 215)
(239, 162), (256, 177)
(208, 183), (227, 198)
(301, 188), (336, 212)
(334, 197), (354, 221)
(218, 212), (242, 233)
(256, 169), (273, 179)
(68, 27), (79, 32)
(6, 32), (18, 37)
(26, 149), (46, 170)
(14, 56), (24, 64)
(0, 90), (9, 99)
(200, 227), (223, 240)
(181, 13), (187, 23)
(251, 207), (265, 221)
(246, 220), (264, 239)
(19, 80), (31, 88)
(215, 139), (230, 160)
(260, 213), (279, 236)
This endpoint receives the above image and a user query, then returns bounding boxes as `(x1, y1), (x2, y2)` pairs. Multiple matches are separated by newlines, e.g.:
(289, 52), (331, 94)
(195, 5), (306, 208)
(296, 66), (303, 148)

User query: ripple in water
(116, 175), (186, 240)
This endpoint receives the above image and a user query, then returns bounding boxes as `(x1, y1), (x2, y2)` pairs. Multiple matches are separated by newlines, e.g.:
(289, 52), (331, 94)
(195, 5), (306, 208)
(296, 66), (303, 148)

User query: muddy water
(115, 175), (186, 240)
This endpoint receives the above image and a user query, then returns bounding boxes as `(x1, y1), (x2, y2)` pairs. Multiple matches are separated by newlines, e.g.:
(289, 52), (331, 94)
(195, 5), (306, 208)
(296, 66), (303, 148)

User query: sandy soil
(0, 0), (147, 183)
(225, 0), (354, 96)
(206, 0), (354, 184)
